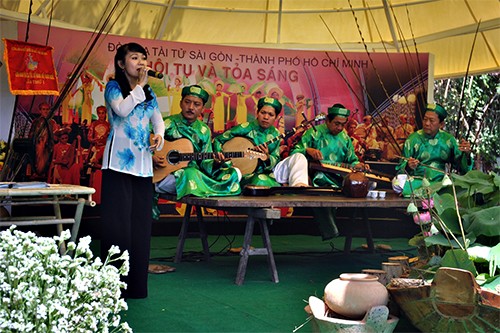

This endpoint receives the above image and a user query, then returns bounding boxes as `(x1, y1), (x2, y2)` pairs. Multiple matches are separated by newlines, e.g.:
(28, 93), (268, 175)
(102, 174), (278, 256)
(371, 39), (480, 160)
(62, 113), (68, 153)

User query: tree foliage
(434, 73), (499, 171)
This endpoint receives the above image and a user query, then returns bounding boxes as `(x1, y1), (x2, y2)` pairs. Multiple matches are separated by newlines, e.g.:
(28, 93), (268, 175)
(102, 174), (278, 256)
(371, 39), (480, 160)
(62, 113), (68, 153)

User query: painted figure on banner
(393, 103), (473, 197)
(265, 83), (296, 129)
(86, 105), (110, 203)
(167, 75), (184, 116)
(376, 115), (399, 162)
(28, 102), (61, 180)
(79, 70), (96, 124)
(48, 127), (77, 184)
(154, 85), (241, 201)
(294, 93), (313, 127)
(100, 42), (165, 299)
(354, 115), (376, 141)
(248, 87), (264, 120)
(62, 69), (105, 126)
(394, 113), (414, 146)
(233, 83), (251, 124)
(213, 96), (282, 188)
(346, 119), (366, 161)
(274, 104), (369, 241)
(211, 79), (229, 133)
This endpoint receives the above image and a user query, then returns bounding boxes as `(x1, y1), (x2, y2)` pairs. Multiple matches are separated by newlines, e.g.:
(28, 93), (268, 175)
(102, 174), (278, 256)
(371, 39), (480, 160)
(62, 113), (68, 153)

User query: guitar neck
(262, 132), (286, 147)
(178, 151), (244, 162)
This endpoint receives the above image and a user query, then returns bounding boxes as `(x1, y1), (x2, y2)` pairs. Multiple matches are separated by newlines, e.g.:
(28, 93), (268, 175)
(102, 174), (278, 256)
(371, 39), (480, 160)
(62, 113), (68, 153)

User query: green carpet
(123, 235), (420, 333)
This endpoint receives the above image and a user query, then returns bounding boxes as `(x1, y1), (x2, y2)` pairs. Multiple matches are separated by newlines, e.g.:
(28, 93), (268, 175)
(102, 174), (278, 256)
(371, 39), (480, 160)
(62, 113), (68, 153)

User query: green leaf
(408, 234), (425, 247)
(440, 249), (477, 275)
(452, 170), (496, 195)
(436, 207), (461, 233)
(465, 206), (500, 237)
(424, 233), (476, 248)
(480, 275), (500, 292)
(493, 173), (500, 188)
(432, 192), (456, 215)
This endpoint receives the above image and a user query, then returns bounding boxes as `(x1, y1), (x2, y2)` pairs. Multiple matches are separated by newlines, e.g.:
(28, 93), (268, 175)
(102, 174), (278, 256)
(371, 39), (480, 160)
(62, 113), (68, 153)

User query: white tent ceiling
(1, 0), (499, 79)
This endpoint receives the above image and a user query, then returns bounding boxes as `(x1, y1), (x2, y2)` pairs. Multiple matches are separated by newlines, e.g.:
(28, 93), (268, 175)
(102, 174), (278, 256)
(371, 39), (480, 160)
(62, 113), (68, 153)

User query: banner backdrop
(2, 39), (59, 95)
(11, 22), (429, 207)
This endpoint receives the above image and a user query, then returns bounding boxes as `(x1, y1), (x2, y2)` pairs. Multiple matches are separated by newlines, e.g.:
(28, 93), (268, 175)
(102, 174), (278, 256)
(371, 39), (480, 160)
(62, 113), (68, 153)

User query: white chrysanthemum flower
(0, 228), (130, 332)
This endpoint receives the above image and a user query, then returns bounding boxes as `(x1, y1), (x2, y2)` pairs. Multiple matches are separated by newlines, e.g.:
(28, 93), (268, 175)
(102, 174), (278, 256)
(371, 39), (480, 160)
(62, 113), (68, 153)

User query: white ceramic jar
(324, 273), (389, 319)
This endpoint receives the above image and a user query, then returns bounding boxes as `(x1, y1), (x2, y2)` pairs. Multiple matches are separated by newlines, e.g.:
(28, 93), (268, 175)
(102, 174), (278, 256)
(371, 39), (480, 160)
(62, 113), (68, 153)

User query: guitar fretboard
(178, 151), (244, 162)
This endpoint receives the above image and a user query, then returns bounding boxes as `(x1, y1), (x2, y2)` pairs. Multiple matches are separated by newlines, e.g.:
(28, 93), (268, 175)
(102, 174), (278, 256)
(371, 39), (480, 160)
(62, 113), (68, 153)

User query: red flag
(2, 39), (59, 95)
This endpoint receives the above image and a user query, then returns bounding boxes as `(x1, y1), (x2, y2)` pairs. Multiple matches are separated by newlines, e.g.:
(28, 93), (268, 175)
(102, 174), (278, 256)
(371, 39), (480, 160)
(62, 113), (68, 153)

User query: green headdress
(182, 85), (209, 104)
(257, 97), (282, 114)
(328, 105), (350, 117)
(426, 103), (447, 121)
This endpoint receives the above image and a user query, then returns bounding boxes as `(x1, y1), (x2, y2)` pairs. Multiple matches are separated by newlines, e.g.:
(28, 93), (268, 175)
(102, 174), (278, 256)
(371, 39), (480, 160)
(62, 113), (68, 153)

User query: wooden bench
(160, 191), (413, 285)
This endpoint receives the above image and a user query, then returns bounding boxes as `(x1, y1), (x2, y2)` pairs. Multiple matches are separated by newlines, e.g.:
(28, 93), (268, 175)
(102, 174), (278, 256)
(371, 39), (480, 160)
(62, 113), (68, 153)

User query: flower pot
(324, 273), (389, 319)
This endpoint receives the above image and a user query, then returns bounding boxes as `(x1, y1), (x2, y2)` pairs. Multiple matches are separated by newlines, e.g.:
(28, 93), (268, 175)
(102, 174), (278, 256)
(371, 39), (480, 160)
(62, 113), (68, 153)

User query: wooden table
(0, 184), (96, 247)
(161, 191), (413, 285)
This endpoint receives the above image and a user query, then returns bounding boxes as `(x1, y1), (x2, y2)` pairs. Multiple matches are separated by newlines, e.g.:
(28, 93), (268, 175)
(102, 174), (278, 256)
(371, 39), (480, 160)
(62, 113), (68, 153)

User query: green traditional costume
(153, 86), (241, 219)
(291, 105), (360, 187)
(292, 125), (360, 186)
(396, 129), (472, 196)
(291, 105), (360, 240)
(164, 114), (241, 199)
(395, 103), (472, 197)
(214, 120), (281, 187)
(213, 97), (282, 187)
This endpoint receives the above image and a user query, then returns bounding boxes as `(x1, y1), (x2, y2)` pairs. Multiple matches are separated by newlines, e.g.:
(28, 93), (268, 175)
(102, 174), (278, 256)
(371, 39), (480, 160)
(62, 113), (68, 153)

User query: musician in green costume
(274, 104), (368, 240)
(393, 103), (472, 197)
(153, 85), (241, 206)
(213, 97), (282, 188)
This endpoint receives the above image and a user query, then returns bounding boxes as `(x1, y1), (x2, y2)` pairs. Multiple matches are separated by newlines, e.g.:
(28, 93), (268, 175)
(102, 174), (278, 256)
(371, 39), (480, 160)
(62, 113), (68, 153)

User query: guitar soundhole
(167, 150), (181, 165)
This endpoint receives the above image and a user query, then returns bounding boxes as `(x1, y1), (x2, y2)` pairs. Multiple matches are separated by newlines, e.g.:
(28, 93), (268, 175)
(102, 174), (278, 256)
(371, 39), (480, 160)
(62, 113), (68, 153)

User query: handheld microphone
(147, 70), (164, 79)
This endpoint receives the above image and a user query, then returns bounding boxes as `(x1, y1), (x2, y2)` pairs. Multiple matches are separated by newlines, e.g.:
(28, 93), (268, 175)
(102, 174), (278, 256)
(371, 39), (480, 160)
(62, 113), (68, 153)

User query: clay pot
(324, 273), (389, 319)
(342, 172), (369, 198)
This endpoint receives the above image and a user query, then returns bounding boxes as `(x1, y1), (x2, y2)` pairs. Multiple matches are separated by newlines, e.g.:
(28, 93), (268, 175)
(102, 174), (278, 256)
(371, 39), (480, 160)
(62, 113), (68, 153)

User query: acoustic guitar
(222, 113), (327, 175)
(152, 138), (266, 183)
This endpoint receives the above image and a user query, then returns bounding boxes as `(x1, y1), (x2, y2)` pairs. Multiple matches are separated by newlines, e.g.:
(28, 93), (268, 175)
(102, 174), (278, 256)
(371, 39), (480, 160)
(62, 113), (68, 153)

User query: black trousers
(100, 169), (153, 299)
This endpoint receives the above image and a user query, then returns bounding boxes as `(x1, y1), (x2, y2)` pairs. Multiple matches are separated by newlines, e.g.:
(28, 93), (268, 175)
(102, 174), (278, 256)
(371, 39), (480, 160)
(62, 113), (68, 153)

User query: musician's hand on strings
(407, 157), (420, 170)
(213, 151), (227, 164)
(254, 143), (269, 161)
(354, 162), (370, 172)
(306, 148), (323, 161)
(458, 139), (472, 154)
(149, 134), (163, 152)
(152, 154), (167, 168)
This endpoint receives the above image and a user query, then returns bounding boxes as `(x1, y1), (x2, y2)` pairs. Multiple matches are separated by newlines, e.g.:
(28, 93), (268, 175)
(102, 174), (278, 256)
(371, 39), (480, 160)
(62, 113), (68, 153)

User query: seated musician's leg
(274, 153), (309, 186)
(155, 174), (177, 194)
(313, 207), (339, 241)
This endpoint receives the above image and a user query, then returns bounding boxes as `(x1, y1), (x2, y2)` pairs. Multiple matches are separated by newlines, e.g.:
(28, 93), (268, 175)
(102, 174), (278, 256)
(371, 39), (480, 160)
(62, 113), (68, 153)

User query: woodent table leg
(174, 204), (192, 263)
(235, 214), (255, 285)
(344, 208), (375, 253)
(363, 208), (375, 253)
(235, 208), (281, 285)
(258, 218), (279, 283)
(344, 208), (357, 254)
(52, 196), (66, 254)
(70, 198), (86, 244)
(195, 206), (210, 261)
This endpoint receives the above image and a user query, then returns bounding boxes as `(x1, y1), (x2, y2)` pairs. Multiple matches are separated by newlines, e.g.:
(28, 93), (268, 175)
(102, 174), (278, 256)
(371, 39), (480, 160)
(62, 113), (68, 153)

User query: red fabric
(2, 39), (59, 95)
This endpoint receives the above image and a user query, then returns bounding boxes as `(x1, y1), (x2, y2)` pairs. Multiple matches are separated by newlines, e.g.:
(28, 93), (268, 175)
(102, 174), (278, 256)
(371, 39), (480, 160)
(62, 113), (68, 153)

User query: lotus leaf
(441, 249), (477, 275)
